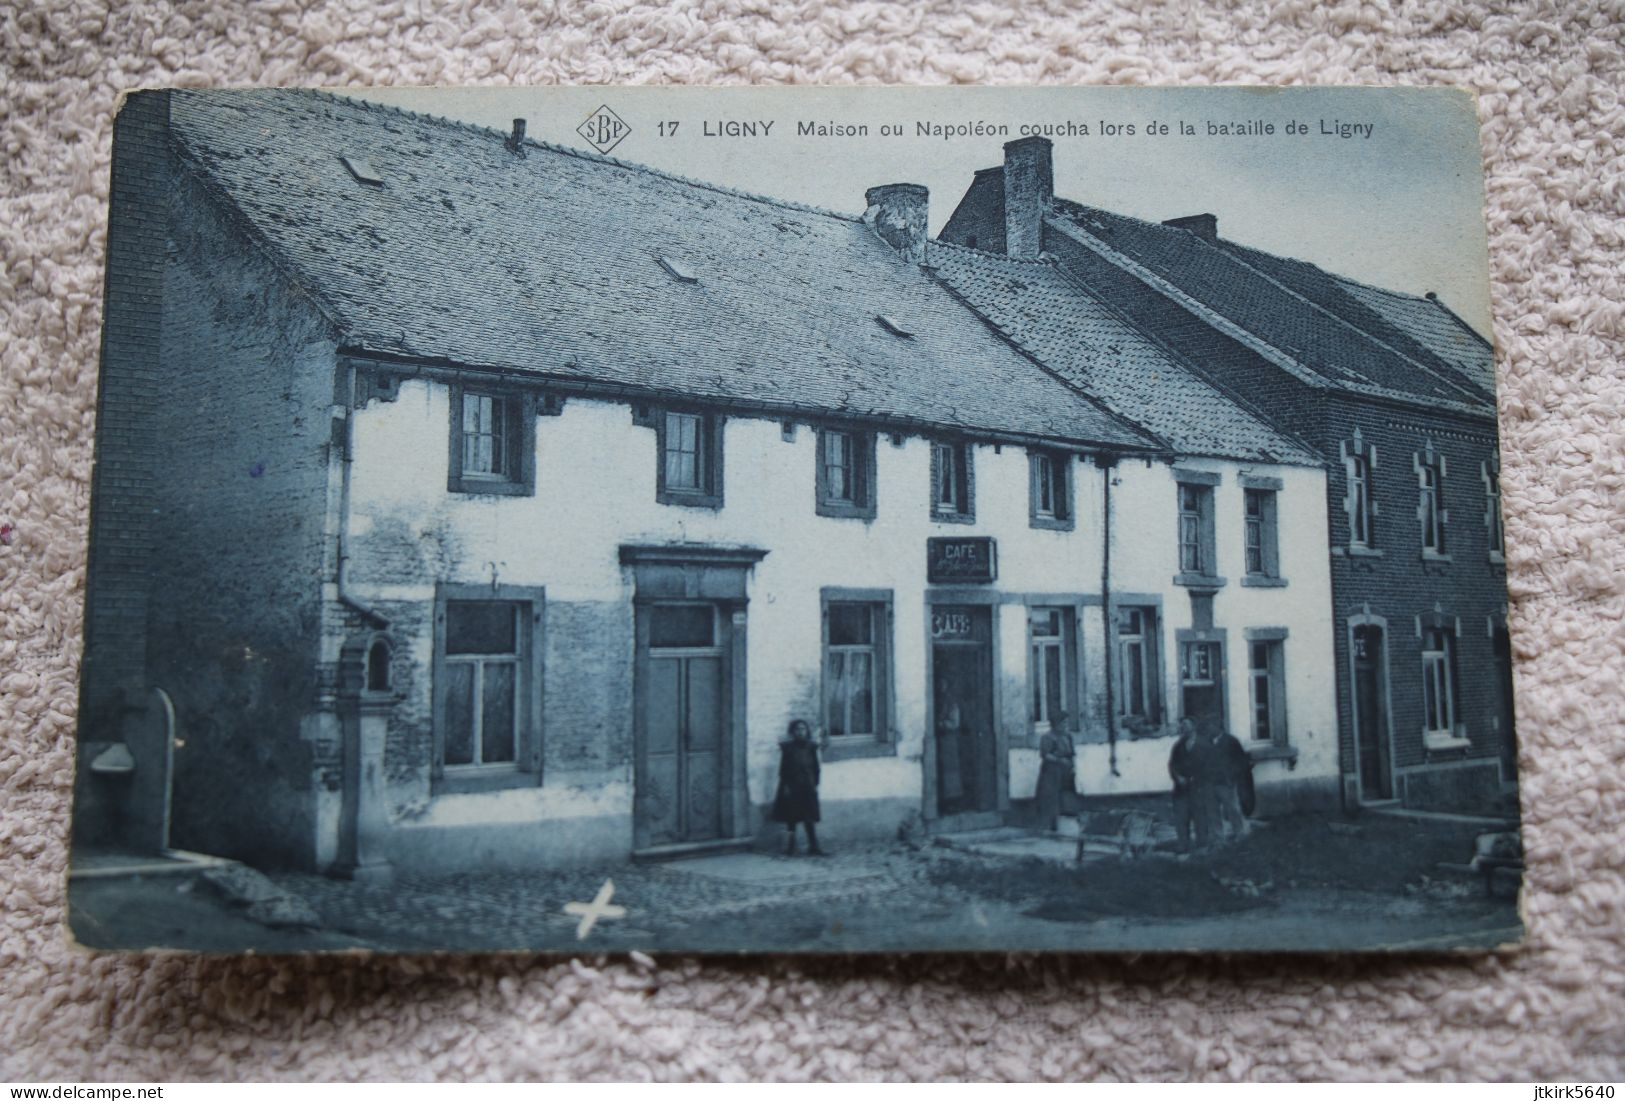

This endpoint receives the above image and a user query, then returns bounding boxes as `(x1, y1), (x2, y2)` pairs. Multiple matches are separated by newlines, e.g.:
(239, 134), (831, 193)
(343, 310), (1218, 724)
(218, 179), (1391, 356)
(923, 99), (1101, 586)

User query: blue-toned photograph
(69, 86), (1521, 953)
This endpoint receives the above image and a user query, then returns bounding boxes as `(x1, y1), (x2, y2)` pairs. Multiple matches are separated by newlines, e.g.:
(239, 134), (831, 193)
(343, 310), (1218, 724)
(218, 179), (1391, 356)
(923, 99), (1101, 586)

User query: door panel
(683, 654), (724, 841)
(636, 609), (728, 847)
(1353, 625), (1392, 801)
(641, 656), (684, 846)
(932, 607), (996, 818)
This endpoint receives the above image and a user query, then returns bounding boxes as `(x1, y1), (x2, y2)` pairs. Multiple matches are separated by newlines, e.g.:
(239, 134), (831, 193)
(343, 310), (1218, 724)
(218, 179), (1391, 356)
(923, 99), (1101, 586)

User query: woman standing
(1034, 714), (1078, 833)
(772, 719), (825, 856)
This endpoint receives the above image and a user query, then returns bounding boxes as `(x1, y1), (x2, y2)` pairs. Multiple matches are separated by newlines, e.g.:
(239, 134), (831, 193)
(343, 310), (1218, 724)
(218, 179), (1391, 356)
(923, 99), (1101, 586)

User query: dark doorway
(931, 605), (998, 821)
(636, 603), (727, 847)
(1352, 623), (1394, 801)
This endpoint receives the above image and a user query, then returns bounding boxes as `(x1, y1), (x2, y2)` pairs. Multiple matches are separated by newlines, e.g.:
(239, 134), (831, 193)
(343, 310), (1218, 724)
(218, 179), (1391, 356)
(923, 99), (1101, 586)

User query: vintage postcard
(69, 85), (1523, 954)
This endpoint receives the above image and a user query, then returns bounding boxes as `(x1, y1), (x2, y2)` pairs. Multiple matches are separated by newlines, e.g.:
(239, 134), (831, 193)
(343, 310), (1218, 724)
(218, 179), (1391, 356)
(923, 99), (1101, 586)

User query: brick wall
(142, 163), (341, 867)
(1323, 397), (1511, 808)
(79, 91), (171, 740)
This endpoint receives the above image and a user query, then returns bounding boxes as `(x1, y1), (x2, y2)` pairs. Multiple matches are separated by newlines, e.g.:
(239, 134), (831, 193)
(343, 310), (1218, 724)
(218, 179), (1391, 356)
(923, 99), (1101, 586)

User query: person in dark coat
(1167, 718), (1207, 851)
(771, 719), (824, 856)
(1034, 715), (1079, 832)
(1212, 724), (1255, 840)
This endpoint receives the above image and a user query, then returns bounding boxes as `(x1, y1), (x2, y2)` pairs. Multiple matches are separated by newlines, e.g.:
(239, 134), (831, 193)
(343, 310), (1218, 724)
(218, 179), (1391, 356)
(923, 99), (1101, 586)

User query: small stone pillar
(333, 633), (396, 885)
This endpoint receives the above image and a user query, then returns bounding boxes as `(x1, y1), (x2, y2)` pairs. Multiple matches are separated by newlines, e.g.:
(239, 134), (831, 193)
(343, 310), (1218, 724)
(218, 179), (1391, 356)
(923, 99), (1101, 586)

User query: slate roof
(1050, 201), (1497, 417)
(164, 89), (1155, 453)
(1328, 275), (1497, 395)
(926, 242), (1319, 466)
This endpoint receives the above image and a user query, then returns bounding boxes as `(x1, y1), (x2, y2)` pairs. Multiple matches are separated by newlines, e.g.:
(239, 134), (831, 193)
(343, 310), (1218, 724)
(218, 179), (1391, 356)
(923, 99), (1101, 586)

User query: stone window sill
(1423, 731), (1471, 753)
(1029, 514), (1075, 532)
(1422, 550), (1453, 565)
(816, 499), (877, 521)
(822, 736), (896, 762)
(1488, 551), (1506, 567)
(1173, 572), (1227, 590)
(1240, 575), (1288, 589)
(1247, 743), (1299, 769)
(931, 509), (976, 526)
(1338, 544), (1383, 558)
(434, 767), (540, 795)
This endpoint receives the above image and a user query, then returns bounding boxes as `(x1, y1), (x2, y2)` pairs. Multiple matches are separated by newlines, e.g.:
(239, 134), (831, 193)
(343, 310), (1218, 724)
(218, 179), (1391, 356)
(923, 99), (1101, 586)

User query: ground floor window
(1248, 638), (1288, 745)
(434, 584), (543, 788)
(1028, 606), (1076, 735)
(1116, 605), (1161, 727)
(1421, 625), (1457, 736)
(823, 594), (892, 741)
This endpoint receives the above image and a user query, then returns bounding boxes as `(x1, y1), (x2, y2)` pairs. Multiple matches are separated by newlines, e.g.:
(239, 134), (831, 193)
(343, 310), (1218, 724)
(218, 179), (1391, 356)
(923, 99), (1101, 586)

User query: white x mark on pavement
(563, 878), (626, 940)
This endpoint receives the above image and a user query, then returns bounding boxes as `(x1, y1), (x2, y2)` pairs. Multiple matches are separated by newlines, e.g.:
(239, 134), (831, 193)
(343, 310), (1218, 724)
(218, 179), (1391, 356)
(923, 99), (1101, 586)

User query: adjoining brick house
(76, 90), (1338, 877)
(941, 138), (1514, 813)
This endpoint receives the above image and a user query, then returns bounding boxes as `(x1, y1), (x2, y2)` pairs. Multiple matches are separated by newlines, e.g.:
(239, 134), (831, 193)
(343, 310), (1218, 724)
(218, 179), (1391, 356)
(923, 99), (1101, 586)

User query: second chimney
(1002, 136), (1054, 260)
(506, 118), (527, 154)
(863, 183), (929, 265)
(1163, 213), (1218, 241)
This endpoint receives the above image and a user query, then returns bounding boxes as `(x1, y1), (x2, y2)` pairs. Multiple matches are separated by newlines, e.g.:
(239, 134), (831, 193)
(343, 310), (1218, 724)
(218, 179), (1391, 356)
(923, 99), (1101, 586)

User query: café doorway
(929, 604), (1002, 830)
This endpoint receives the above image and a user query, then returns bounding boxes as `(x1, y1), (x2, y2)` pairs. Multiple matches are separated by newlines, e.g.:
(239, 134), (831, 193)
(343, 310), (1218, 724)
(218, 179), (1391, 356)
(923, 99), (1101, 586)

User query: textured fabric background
(2, 0), (1622, 1081)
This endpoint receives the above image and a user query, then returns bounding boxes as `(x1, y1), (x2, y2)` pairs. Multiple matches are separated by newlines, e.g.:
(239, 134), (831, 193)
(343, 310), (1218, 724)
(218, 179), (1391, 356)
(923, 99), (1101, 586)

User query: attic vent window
(876, 315), (914, 339)
(655, 256), (699, 284)
(341, 156), (383, 186)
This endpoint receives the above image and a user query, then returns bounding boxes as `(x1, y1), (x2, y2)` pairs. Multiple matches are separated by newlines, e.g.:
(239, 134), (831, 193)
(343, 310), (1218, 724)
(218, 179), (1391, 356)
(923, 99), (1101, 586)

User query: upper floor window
(657, 410), (724, 508)
(1416, 444), (1449, 557)
(1241, 479), (1283, 584)
(816, 428), (877, 519)
(1483, 456), (1505, 562)
(1029, 449), (1074, 530)
(1174, 470), (1220, 583)
(448, 386), (535, 496)
(1342, 432), (1377, 550)
(931, 441), (975, 522)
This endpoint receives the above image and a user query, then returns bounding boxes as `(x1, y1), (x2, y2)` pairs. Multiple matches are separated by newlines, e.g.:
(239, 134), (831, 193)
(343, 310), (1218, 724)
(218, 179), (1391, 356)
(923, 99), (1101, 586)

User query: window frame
(1483, 456), (1505, 564)
(1246, 635), (1289, 747)
(655, 408), (725, 509)
(930, 439), (976, 524)
(1341, 432), (1380, 554)
(1416, 445), (1450, 560)
(815, 427), (878, 520)
(1028, 448), (1075, 531)
(819, 588), (896, 760)
(447, 385), (537, 497)
(1027, 605), (1078, 742)
(1114, 603), (1163, 729)
(1172, 469), (1222, 587)
(1240, 476), (1285, 587)
(1420, 621), (1465, 749)
(431, 582), (546, 794)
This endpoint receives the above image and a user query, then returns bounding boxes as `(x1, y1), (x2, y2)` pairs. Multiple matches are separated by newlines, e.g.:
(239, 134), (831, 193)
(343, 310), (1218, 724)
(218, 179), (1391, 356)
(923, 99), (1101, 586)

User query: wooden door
(637, 604), (726, 847)
(931, 606), (997, 819)
(1352, 624), (1393, 801)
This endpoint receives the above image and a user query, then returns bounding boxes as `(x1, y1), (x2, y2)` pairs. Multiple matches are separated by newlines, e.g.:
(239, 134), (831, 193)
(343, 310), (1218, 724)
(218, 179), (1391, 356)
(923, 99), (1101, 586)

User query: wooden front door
(1352, 624), (1393, 801)
(636, 603), (727, 847)
(931, 605), (998, 821)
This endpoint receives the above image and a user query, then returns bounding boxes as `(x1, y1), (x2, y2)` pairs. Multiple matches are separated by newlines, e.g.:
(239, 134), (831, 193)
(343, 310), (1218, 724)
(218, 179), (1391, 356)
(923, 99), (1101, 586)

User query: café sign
(926, 537), (997, 584)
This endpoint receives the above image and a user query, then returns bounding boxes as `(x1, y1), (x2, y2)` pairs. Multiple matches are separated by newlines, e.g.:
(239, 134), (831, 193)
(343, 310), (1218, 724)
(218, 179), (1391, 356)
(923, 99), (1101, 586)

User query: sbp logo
(577, 105), (631, 154)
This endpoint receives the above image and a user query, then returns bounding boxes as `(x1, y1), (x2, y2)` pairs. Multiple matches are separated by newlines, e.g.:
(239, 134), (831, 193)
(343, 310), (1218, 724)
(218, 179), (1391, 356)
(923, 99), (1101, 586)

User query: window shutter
(1265, 492), (1280, 578)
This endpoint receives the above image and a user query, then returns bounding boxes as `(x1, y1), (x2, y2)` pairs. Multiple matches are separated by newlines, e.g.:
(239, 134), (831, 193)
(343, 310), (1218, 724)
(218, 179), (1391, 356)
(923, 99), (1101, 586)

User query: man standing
(1167, 719), (1209, 852)
(1211, 722), (1255, 841)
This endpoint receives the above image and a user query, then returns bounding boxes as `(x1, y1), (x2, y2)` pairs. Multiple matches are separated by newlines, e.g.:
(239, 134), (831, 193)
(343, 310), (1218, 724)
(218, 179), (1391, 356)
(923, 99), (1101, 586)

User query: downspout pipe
(338, 363), (389, 631)
(1098, 455), (1120, 777)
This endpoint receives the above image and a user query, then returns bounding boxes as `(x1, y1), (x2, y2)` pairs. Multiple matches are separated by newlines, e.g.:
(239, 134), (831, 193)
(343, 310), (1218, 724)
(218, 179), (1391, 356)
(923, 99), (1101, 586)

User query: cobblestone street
(259, 812), (1523, 955)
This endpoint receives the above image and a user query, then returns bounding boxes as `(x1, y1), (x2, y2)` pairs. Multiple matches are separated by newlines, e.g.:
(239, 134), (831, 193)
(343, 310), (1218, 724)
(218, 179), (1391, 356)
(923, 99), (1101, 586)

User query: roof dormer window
(340, 155), (383, 186)
(655, 256), (699, 284)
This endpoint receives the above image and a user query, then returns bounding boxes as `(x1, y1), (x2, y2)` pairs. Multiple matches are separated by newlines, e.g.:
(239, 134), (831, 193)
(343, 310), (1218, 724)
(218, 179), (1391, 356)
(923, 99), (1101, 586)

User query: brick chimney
(1163, 213), (1217, 241)
(863, 183), (929, 264)
(1002, 136), (1053, 260)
